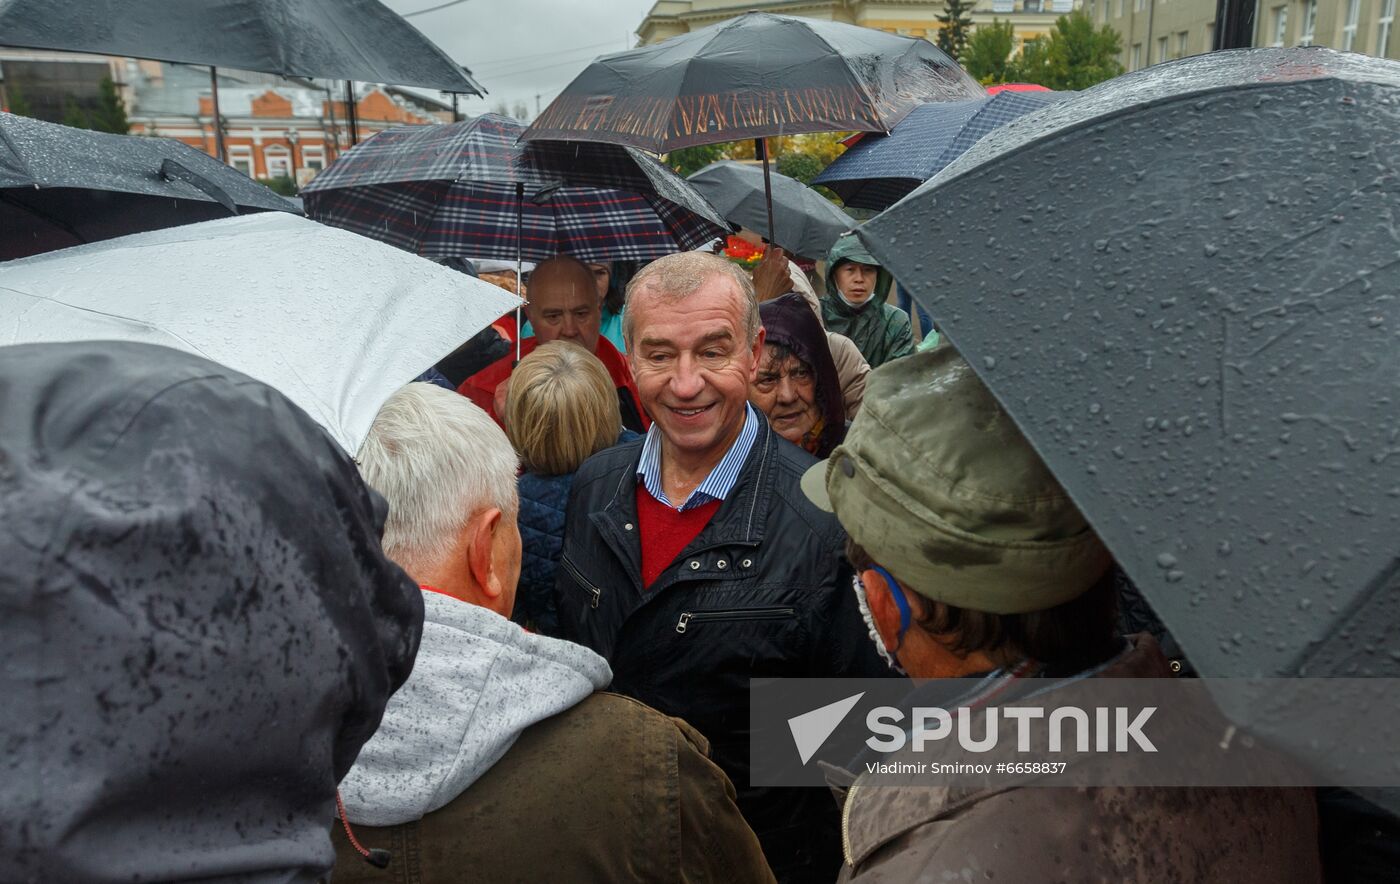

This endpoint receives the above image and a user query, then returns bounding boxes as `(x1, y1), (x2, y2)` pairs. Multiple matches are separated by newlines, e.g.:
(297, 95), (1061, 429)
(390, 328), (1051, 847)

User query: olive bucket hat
(801, 345), (1110, 614)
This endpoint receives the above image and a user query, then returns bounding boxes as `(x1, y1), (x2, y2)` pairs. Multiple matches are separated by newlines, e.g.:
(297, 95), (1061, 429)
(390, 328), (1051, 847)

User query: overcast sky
(382, 0), (659, 119)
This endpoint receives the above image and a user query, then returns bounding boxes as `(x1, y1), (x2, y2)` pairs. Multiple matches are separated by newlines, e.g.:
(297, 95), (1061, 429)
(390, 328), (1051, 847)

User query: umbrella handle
(756, 138), (776, 247)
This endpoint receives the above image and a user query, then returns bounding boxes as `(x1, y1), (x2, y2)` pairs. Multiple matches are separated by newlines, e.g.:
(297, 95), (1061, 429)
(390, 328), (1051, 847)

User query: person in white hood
(333, 383), (774, 883)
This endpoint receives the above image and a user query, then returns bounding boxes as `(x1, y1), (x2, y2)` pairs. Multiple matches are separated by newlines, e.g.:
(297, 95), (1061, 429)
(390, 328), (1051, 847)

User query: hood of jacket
(339, 590), (612, 826)
(0, 341), (422, 883)
(824, 233), (892, 314)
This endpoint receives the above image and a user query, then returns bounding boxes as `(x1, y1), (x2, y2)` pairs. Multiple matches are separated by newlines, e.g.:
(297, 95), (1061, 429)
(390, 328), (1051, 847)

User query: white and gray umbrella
(0, 212), (518, 454)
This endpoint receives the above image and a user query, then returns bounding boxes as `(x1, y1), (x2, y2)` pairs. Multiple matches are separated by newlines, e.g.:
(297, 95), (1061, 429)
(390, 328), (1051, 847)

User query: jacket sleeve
(827, 332), (870, 420)
(673, 718), (778, 884)
(885, 309), (915, 362)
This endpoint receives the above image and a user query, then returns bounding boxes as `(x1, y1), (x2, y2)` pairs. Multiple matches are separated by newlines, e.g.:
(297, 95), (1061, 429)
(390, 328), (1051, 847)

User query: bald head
(525, 256), (603, 353)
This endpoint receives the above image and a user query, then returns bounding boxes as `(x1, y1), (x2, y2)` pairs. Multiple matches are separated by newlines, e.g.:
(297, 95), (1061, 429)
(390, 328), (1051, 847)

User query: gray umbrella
(0, 0), (481, 93)
(857, 47), (1400, 789)
(0, 111), (297, 260)
(687, 160), (853, 260)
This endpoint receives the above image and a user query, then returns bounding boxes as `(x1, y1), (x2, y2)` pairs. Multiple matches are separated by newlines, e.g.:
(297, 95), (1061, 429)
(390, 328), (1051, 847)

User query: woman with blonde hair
(504, 341), (638, 633)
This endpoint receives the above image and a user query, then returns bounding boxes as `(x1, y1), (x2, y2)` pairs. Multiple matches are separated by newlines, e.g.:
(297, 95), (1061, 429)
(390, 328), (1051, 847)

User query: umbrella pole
(756, 137), (776, 247)
(515, 181), (525, 363)
(345, 81), (359, 146)
(209, 66), (226, 163)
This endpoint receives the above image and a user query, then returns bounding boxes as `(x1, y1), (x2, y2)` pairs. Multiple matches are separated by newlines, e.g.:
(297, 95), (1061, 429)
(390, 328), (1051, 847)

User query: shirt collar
(637, 404), (758, 511)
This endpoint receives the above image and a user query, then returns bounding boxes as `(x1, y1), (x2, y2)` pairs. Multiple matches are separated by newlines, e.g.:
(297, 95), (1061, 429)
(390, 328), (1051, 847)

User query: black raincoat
(0, 341), (422, 882)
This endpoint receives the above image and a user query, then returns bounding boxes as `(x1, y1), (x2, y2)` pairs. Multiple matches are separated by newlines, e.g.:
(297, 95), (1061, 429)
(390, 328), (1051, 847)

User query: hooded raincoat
(758, 292), (846, 457)
(0, 341), (423, 882)
(821, 234), (914, 368)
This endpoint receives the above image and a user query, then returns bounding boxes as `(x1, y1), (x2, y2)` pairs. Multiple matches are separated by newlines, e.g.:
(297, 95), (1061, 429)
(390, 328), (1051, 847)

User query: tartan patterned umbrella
(813, 92), (1070, 211)
(301, 114), (730, 263)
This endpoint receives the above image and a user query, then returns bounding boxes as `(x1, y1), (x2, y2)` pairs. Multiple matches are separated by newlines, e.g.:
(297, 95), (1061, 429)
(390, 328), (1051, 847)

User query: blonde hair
(505, 341), (621, 476)
(623, 252), (760, 347)
(359, 383), (519, 575)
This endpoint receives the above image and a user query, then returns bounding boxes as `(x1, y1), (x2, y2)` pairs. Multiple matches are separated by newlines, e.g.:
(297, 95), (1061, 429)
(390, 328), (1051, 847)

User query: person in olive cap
(821, 233), (913, 369)
(801, 345), (1322, 883)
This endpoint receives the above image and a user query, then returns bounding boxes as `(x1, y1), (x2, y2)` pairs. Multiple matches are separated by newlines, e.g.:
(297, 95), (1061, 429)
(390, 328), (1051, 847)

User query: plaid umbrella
(302, 114), (729, 263)
(814, 92), (1069, 210)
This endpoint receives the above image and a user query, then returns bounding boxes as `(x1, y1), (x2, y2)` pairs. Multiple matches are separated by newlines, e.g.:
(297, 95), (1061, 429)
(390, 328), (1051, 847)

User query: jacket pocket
(560, 554), (602, 609)
(674, 606), (796, 634)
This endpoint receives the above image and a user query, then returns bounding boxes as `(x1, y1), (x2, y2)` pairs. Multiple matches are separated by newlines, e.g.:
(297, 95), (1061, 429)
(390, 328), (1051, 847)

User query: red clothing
(635, 486), (722, 589)
(457, 336), (648, 430)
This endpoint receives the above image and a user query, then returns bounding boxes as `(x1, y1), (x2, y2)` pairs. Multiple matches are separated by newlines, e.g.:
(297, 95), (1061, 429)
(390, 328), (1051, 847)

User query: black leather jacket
(555, 414), (894, 882)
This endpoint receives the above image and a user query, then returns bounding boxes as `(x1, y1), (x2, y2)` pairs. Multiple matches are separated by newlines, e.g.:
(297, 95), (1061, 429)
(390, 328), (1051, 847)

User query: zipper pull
(589, 587), (600, 609)
(675, 612), (692, 634)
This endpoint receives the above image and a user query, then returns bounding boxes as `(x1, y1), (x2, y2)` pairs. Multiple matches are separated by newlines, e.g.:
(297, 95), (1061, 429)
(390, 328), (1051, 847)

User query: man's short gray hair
(623, 252), (760, 347)
(358, 383), (519, 573)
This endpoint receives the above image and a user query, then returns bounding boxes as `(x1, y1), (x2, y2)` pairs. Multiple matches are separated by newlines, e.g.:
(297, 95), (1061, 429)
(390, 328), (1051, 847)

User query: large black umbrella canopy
(687, 160), (853, 260)
(0, 111), (297, 260)
(859, 47), (1400, 683)
(521, 12), (981, 153)
(0, 0), (482, 93)
(302, 113), (730, 263)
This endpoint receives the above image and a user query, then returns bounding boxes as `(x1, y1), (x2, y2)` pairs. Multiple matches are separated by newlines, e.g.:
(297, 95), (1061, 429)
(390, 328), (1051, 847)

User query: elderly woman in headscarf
(751, 292), (846, 457)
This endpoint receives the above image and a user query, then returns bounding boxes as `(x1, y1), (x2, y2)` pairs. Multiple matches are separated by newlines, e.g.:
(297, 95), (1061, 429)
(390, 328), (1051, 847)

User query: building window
(264, 145), (291, 179)
(1270, 5), (1288, 47)
(1380, 0), (1396, 56)
(1135, 0), (1147, 12)
(1117, 0), (1125, 17)
(1177, 30), (1189, 58)
(1205, 22), (1215, 51)
(1298, 0), (1318, 44)
(1342, 0), (1360, 50)
(227, 147), (254, 178)
(300, 145), (326, 172)
(1155, 35), (1167, 63)
(1130, 43), (1142, 70)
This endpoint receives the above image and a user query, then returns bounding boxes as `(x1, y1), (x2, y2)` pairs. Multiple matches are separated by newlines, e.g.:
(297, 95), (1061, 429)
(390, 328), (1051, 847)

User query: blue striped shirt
(636, 404), (758, 511)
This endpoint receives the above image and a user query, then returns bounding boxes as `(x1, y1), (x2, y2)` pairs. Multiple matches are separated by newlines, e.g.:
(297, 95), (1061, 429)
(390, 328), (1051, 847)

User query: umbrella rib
(0, 285), (213, 360)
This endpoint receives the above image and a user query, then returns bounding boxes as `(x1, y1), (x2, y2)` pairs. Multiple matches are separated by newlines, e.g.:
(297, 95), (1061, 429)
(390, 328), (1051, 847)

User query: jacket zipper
(674, 606), (795, 634)
(560, 556), (602, 609)
(841, 775), (862, 867)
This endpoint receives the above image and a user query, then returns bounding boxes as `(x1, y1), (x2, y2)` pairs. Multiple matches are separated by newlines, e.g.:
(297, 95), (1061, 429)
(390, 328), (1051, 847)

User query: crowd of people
(7, 229), (1394, 883)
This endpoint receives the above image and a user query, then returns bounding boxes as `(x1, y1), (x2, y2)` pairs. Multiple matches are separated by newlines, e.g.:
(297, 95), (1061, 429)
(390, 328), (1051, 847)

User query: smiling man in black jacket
(554, 252), (893, 883)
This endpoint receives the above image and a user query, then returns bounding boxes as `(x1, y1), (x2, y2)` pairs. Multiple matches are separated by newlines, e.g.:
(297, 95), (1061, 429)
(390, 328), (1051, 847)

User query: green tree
(4, 80), (34, 117)
(775, 151), (823, 184)
(665, 143), (725, 177)
(261, 175), (298, 196)
(61, 97), (89, 129)
(1007, 35), (1051, 85)
(964, 20), (1016, 84)
(1041, 10), (1123, 90)
(89, 76), (130, 134)
(936, 0), (976, 62)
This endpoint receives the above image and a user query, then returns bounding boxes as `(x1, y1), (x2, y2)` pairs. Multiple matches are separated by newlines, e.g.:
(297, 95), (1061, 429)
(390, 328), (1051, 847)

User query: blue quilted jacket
(514, 430), (638, 635)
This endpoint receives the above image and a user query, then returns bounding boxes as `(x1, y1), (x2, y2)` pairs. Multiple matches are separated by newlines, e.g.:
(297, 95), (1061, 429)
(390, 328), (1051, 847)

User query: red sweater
(636, 486), (722, 589)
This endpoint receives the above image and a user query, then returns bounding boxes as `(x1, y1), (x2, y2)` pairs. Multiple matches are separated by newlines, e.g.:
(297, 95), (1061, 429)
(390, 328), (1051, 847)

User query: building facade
(637, 1), (1081, 57)
(1090, 0), (1398, 72)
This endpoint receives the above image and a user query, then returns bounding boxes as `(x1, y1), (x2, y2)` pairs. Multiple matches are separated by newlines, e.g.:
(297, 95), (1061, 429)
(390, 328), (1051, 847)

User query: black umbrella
(1, 111), (297, 260)
(0, 0), (483, 158)
(0, 0), (481, 93)
(858, 47), (1400, 785)
(687, 161), (853, 260)
(523, 12), (980, 241)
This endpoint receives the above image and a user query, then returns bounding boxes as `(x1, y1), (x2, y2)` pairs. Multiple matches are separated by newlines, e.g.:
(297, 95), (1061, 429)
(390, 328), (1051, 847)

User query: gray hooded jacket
(338, 590), (612, 825)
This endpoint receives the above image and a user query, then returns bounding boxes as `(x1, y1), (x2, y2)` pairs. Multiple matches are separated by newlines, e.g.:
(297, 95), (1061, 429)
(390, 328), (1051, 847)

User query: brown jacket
(332, 692), (774, 884)
(835, 637), (1323, 883)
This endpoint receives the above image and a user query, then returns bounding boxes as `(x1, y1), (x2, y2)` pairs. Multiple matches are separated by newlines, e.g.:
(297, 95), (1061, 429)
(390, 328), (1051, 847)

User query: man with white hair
(554, 252), (893, 882)
(333, 383), (773, 883)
